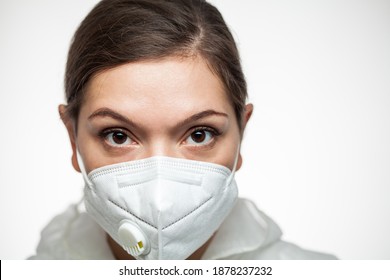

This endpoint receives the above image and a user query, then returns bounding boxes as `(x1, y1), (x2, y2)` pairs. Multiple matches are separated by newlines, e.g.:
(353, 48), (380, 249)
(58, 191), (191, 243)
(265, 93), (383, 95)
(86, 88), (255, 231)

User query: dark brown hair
(65, 0), (247, 129)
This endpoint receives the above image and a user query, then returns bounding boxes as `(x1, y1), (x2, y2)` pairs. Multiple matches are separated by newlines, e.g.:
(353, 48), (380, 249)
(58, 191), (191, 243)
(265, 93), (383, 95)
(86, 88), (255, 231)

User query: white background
(0, 0), (389, 260)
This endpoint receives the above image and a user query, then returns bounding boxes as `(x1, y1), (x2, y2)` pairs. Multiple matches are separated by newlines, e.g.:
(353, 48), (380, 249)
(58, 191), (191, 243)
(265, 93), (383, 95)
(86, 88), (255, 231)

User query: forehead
(82, 56), (234, 120)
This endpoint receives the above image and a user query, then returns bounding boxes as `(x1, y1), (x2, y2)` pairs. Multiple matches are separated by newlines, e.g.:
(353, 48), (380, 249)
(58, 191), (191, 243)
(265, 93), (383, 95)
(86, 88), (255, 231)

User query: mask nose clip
(118, 220), (150, 257)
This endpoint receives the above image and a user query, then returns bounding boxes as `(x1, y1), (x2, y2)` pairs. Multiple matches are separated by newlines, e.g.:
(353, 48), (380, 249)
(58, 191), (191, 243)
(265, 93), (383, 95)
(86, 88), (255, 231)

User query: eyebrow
(88, 107), (142, 131)
(88, 107), (228, 129)
(175, 109), (228, 128)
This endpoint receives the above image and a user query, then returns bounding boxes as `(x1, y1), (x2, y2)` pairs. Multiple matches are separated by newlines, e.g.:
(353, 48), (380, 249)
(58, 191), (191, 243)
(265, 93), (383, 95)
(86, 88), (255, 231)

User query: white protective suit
(29, 198), (337, 260)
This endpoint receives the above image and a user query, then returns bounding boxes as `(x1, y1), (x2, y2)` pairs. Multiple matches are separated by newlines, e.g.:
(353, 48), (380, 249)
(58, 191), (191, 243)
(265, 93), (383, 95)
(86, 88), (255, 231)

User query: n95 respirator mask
(79, 155), (238, 260)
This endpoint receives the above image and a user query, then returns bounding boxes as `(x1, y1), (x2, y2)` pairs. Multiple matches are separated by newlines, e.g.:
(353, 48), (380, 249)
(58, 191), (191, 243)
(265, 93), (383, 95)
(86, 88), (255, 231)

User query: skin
(60, 55), (253, 259)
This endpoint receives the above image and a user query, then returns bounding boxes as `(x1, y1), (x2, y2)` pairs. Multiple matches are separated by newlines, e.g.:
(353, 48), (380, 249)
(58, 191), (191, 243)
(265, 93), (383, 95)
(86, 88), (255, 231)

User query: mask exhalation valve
(118, 220), (150, 257)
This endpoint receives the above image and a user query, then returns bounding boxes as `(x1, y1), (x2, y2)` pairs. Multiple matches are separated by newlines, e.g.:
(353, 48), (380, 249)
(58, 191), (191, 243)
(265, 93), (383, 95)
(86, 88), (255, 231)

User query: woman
(30, 0), (335, 260)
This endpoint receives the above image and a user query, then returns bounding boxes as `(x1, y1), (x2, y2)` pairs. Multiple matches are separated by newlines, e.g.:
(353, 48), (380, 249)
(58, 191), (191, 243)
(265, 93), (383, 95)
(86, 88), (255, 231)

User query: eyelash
(185, 126), (221, 144)
(98, 128), (134, 146)
(97, 126), (222, 148)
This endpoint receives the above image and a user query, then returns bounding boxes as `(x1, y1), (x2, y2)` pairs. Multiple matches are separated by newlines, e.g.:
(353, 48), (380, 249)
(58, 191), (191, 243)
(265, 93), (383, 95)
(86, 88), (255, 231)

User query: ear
(235, 154), (243, 171)
(241, 103), (253, 131)
(59, 104), (81, 172)
(236, 103), (254, 172)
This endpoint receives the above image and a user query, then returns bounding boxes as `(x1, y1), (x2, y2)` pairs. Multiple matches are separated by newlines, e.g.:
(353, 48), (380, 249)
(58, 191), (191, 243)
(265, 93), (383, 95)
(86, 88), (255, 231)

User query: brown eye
(186, 129), (214, 145)
(112, 132), (128, 144)
(105, 131), (132, 146)
(191, 131), (206, 143)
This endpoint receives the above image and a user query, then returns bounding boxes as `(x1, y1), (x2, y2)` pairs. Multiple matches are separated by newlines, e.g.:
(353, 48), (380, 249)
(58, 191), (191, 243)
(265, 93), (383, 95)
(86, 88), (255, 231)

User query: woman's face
(65, 56), (249, 173)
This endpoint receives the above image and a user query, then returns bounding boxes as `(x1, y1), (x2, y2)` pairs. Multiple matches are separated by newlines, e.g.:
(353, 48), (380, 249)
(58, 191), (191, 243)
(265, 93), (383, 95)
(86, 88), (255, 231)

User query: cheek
(210, 130), (241, 171)
(75, 124), (109, 173)
(219, 146), (240, 171)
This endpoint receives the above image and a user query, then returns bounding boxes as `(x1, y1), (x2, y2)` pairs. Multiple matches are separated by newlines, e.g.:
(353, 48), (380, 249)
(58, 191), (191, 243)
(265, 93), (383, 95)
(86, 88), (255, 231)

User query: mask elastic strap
(226, 143), (241, 186)
(76, 150), (93, 188)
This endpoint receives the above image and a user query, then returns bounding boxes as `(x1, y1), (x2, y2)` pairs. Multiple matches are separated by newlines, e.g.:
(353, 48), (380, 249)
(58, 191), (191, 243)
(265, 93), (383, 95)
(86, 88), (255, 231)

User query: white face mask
(79, 155), (238, 260)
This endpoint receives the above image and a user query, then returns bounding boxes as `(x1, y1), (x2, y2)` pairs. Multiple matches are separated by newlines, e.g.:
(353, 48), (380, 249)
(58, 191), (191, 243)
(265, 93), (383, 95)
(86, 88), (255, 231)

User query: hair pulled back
(65, 0), (247, 128)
